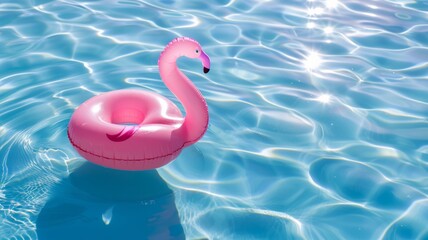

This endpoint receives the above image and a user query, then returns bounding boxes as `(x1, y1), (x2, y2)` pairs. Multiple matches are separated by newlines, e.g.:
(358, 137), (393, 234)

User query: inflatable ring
(68, 37), (210, 170)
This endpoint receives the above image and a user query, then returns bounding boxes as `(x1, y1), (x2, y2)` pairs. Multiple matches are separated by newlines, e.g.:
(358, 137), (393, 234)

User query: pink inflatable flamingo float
(68, 37), (210, 170)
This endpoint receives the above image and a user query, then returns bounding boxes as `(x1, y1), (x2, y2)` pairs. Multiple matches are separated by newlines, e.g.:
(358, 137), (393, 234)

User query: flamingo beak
(199, 50), (210, 74)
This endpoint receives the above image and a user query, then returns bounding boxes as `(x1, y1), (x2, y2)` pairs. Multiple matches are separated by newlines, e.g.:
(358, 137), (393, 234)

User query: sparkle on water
(307, 22), (317, 29)
(304, 51), (322, 71)
(316, 94), (332, 104)
(323, 26), (334, 35)
(325, 0), (340, 9)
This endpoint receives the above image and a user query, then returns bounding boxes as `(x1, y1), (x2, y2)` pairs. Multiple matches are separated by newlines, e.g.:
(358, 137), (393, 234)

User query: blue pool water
(1, 0), (428, 239)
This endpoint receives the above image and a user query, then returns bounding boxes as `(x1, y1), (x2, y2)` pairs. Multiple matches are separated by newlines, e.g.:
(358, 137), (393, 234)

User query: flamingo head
(160, 37), (211, 74)
(179, 37), (211, 74)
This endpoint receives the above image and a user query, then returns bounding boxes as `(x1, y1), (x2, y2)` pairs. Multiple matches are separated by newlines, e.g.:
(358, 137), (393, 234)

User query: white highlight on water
(325, 0), (339, 9)
(316, 94), (332, 104)
(304, 51), (322, 71)
(307, 22), (316, 29)
(324, 26), (334, 35)
(307, 7), (324, 16)
(102, 206), (114, 225)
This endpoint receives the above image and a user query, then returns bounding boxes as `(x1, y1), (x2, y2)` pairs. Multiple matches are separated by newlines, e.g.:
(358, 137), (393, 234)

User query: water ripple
(1, 0), (428, 239)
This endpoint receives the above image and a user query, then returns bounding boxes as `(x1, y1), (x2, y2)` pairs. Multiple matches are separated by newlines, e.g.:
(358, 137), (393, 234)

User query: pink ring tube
(68, 37), (210, 170)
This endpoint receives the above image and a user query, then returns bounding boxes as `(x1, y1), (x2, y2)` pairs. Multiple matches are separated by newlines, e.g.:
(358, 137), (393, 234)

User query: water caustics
(0, 0), (428, 239)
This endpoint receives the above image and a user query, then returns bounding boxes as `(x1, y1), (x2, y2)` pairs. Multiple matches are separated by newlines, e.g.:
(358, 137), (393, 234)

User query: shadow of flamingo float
(68, 37), (211, 170)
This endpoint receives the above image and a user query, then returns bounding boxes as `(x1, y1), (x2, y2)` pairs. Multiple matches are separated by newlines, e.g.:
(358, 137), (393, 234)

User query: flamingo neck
(158, 54), (208, 146)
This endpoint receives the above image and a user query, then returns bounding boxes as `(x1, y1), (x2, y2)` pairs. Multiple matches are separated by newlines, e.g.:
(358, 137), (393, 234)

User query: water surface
(0, 0), (428, 239)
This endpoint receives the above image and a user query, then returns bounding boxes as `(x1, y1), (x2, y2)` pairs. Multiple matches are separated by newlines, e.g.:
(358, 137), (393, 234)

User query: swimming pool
(1, 0), (428, 239)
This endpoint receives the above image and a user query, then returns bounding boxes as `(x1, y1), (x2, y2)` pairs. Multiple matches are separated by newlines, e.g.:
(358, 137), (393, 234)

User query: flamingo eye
(195, 49), (199, 53)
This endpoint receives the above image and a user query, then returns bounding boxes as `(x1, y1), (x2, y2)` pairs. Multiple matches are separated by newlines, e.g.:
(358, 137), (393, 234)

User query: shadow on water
(36, 162), (185, 240)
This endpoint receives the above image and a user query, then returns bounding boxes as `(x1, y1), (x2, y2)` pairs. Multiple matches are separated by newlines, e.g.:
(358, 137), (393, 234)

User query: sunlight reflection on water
(0, 0), (427, 239)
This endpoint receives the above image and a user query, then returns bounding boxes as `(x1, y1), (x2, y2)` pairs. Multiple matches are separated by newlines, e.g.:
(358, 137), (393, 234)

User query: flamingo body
(68, 37), (210, 170)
